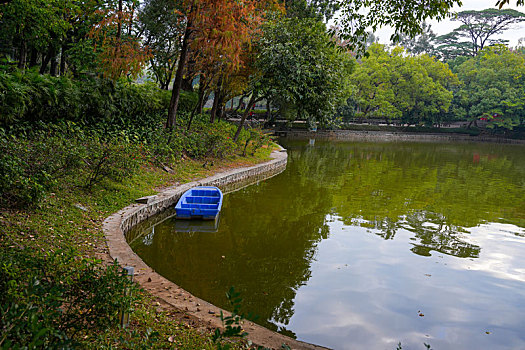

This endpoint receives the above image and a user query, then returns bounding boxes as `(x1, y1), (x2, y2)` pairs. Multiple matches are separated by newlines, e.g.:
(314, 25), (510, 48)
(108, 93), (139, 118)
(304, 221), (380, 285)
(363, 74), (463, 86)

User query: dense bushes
(0, 71), (275, 209)
(0, 128), (82, 208)
(0, 114), (268, 209)
(0, 70), (196, 131)
(0, 247), (138, 348)
(0, 127), (141, 208)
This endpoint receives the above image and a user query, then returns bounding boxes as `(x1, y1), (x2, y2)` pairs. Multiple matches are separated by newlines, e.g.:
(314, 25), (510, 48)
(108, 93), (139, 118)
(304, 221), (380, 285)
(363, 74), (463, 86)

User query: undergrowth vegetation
(0, 72), (273, 348)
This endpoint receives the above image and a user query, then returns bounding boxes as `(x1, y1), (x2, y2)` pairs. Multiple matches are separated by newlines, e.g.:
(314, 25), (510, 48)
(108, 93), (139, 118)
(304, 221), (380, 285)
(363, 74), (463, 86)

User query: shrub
(0, 128), (84, 208)
(0, 126), (144, 208)
(0, 70), (199, 136)
(0, 247), (138, 348)
(145, 114), (241, 165)
(82, 135), (143, 190)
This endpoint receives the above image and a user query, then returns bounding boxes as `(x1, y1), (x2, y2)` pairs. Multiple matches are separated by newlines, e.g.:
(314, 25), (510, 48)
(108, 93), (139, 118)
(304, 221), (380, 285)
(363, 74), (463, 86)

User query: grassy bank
(0, 70), (279, 348)
(1, 146), (272, 349)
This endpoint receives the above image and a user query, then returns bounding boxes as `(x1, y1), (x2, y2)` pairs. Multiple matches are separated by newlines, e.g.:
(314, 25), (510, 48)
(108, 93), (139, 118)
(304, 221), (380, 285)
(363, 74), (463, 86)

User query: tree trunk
(39, 51), (51, 74)
(50, 55), (58, 76)
(117, 0), (122, 40)
(60, 43), (68, 75)
(196, 79), (205, 112)
(181, 76), (194, 91)
(234, 94), (257, 142)
(218, 101), (225, 120)
(233, 95), (246, 114)
(187, 80), (206, 131)
(163, 69), (173, 90)
(29, 48), (38, 67)
(18, 41), (27, 69)
(210, 88), (220, 123)
(200, 92), (210, 115)
(166, 20), (192, 129)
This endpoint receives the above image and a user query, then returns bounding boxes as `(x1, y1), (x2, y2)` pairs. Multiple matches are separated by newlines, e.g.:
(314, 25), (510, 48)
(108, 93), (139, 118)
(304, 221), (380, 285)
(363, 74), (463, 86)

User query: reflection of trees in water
(224, 156), (333, 332)
(131, 149), (335, 333)
(403, 211), (480, 258)
(287, 140), (525, 258)
(131, 140), (524, 334)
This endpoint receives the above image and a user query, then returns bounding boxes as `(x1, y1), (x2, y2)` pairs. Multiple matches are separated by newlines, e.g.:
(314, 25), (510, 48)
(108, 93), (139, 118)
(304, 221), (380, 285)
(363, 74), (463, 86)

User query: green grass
(1, 148), (272, 349)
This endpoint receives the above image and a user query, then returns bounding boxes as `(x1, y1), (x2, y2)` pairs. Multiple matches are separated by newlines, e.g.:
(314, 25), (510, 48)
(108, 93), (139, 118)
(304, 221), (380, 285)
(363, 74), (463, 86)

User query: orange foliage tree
(166, 0), (281, 128)
(89, 0), (151, 80)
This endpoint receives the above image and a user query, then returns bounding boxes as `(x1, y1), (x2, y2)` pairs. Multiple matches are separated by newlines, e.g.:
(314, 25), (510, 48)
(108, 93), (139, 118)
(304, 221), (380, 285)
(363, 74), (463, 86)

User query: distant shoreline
(273, 129), (525, 144)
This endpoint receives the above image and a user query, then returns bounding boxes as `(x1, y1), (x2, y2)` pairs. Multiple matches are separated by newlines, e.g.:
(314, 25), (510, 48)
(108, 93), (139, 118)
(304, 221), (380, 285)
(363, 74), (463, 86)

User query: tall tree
(0, 0), (70, 70)
(255, 18), (354, 127)
(138, 0), (184, 89)
(89, 0), (151, 80)
(337, 0), (461, 53)
(434, 31), (473, 61)
(454, 45), (525, 130)
(398, 22), (438, 56)
(165, 0), (276, 128)
(436, 9), (525, 57)
(350, 44), (458, 126)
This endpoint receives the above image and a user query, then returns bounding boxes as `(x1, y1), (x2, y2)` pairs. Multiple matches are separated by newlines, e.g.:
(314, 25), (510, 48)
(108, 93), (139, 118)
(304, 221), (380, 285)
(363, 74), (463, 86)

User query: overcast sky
(373, 0), (525, 47)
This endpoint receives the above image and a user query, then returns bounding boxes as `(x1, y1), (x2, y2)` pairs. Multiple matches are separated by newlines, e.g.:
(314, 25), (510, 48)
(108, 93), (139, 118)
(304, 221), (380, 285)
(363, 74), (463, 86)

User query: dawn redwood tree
(89, 0), (151, 80)
(165, 0), (277, 129)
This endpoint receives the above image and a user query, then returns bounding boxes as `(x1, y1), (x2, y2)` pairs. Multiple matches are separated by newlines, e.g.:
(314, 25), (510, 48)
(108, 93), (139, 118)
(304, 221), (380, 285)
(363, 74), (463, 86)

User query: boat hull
(175, 186), (223, 220)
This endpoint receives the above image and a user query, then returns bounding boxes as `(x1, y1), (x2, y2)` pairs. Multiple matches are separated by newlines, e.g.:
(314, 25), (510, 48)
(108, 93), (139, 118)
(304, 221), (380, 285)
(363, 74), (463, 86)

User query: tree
(138, 0), (184, 89)
(454, 45), (525, 130)
(350, 44), (458, 126)
(0, 0), (150, 77)
(88, 0), (151, 80)
(336, 0), (462, 53)
(165, 0), (275, 128)
(284, 0), (340, 21)
(0, 0), (70, 71)
(433, 31), (473, 61)
(255, 18), (354, 128)
(397, 22), (438, 56)
(435, 9), (525, 58)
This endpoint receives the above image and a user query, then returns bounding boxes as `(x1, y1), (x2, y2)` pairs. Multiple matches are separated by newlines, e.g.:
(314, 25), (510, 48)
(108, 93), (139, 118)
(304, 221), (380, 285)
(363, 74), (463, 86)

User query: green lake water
(129, 140), (525, 350)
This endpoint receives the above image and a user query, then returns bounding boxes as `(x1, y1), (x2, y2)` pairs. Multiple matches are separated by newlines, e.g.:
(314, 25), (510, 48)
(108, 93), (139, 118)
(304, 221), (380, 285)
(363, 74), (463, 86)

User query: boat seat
(185, 196), (219, 204)
(181, 203), (217, 209)
(191, 189), (220, 197)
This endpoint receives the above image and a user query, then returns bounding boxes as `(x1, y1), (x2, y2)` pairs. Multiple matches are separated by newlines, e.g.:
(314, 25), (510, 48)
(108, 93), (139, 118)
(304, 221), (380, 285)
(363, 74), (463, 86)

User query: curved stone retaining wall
(279, 130), (525, 144)
(103, 148), (328, 350)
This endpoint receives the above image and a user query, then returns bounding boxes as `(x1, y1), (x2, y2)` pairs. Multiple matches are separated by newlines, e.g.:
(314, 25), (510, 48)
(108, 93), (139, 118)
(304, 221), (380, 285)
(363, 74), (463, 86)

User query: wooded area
(1, 0), (524, 348)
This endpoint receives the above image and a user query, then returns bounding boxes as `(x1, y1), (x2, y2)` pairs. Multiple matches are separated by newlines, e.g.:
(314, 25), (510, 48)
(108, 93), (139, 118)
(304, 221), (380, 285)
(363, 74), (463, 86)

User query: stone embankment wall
(118, 149), (288, 236)
(278, 130), (525, 144)
(103, 148), (328, 350)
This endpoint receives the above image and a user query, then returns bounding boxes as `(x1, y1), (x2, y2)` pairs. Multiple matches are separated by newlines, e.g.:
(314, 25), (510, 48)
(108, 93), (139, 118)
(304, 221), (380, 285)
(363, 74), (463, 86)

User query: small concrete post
(120, 266), (134, 328)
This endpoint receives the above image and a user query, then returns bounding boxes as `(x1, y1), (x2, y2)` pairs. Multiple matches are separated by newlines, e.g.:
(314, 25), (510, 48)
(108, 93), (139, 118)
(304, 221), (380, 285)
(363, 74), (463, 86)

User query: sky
(373, 0), (525, 47)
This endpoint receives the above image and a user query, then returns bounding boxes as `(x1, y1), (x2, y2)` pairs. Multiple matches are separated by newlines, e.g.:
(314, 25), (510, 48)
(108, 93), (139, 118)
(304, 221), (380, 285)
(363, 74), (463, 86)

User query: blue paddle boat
(175, 186), (223, 220)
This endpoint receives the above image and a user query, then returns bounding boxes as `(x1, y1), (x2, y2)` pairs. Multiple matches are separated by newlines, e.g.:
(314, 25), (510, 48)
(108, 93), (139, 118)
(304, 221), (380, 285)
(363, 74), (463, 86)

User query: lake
(129, 140), (525, 350)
